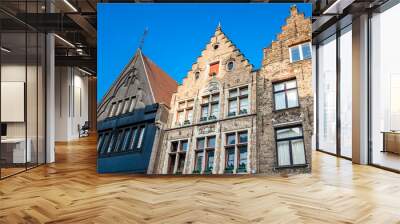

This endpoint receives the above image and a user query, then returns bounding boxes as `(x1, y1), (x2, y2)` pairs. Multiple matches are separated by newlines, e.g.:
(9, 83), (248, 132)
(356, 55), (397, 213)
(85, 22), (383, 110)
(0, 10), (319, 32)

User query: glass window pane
(109, 103), (116, 117)
(116, 101), (124, 115)
(226, 148), (235, 169)
(129, 128), (138, 150)
(177, 154), (186, 173)
(123, 99), (130, 114)
(136, 127), (145, 149)
(226, 133), (236, 145)
(239, 132), (248, 143)
(239, 87), (248, 96)
(318, 35), (337, 154)
(207, 136), (216, 148)
(277, 141), (291, 166)
(206, 150), (214, 170)
(228, 100), (237, 115)
(276, 127), (303, 139)
(195, 151), (203, 172)
(229, 89), (238, 98)
(168, 154), (176, 174)
(239, 97), (249, 113)
(274, 83), (285, 92)
(291, 139), (306, 165)
(211, 94), (219, 102)
(210, 103), (219, 118)
(186, 109), (193, 122)
(274, 92), (286, 110)
(290, 46), (301, 62)
(129, 97), (136, 113)
(238, 146), (247, 169)
(201, 106), (209, 118)
(171, 141), (178, 152)
(202, 96), (209, 104)
(177, 111), (184, 123)
(287, 89), (299, 108)
(302, 43), (311, 59)
(181, 140), (188, 152)
(197, 138), (205, 150)
(121, 129), (131, 151)
(286, 80), (297, 89)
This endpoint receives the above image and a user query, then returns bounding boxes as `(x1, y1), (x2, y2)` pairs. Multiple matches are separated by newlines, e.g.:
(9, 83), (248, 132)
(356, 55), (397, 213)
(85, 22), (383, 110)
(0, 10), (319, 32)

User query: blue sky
(98, 3), (311, 102)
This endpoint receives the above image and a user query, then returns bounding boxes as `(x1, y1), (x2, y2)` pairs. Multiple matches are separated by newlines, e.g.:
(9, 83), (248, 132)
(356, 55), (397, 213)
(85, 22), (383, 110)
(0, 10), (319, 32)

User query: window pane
(123, 99), (130, 114)
(195, 151), (203, 172)
(201, 106), (209, 118)
(109, 103), (116, 117)
(211, 94), (219, 102)
(178, 102), (185, 110)
(181, 140), (188, 152)
(210, 103), (219, 118)
(207, 136), (216, 148)
(238, 146), (247, 169)
(129, 97), (136, 112)
(101, 134), (110, 154)
(206, 150), (214, 170)
(171, 141), (178, 152)
(116, 101), (124, 116)
(97, 135), (104, 151)
(291, 139), (306, 165)
(107, 133), (117, 153)
(226, 148), (235, 169)
(276, 127), (303, 139)
(186, 109), (193, 122)
(239, 132), (248, 143)
(129, 128), (138, 150)
(228, 100), (237, 115)
(168, 154), (176, 174)
(137, 127), (145, 149)
(229, 89), (238, 98)
(177, 111), (184, 123)
(239, 97), (249, 113)
(277, 141), (291, 166)
(177, 154), (186, 173)
(302, 43), (311, 59)
(121, 129), (131, 151)
(274, 83), (285, 92)
(115, 130), (124, 152)
(274, 92), (286, 110)
(287, 89), (299, 108)
(239, 87), (248, 96)
(226, 133), (236, 145)
(202, 96), (209, 104)
(290, 46), (301, 62)
(286, 80), (297, 89)
(197, 138), (205, 150)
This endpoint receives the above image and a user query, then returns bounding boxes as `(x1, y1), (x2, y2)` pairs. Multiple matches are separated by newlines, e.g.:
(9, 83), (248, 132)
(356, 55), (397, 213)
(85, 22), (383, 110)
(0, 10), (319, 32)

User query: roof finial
(138, 27), (149, 50)
(217, 21), (221, 30)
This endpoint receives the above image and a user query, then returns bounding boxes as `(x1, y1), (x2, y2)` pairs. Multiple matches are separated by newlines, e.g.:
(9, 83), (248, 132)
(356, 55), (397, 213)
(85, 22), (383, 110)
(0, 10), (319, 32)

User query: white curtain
(287, 89), (299, 108)
(274, 92), (286, 110)
(277, 141), (290, 166)
(292, 139), (306, 165)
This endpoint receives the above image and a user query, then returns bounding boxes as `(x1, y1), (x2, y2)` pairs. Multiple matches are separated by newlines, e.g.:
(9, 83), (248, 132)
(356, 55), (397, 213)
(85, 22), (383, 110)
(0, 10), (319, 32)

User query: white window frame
(289, 42), (312, 63)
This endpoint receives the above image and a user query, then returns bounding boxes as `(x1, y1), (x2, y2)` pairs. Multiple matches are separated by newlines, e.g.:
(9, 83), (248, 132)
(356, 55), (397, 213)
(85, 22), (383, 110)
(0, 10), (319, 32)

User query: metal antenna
(139, 27), (149, 50)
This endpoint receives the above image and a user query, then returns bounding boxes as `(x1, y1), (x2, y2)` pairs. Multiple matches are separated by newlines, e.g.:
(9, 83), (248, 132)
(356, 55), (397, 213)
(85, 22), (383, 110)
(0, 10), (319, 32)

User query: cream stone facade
(149, 5), (313, 175)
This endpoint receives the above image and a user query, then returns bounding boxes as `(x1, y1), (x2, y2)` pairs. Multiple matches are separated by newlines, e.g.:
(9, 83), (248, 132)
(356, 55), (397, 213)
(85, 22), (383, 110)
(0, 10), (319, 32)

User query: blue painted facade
(97, 104), (159, 173)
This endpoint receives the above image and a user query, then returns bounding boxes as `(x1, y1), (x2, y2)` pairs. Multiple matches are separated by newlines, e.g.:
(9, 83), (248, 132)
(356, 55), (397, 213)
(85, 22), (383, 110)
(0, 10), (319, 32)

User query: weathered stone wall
(257, 5), (313, 174)
(155, 25), (257, 174)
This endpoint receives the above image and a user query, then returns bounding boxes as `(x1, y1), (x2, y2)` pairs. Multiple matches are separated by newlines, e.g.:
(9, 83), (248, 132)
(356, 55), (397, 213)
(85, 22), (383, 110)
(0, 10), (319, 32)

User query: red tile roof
(141, 52), (178, 107)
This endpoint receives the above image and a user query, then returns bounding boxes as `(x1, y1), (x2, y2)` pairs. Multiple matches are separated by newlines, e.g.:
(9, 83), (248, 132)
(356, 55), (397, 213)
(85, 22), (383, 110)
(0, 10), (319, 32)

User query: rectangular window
(108, 102), (117, 117)
(275, 126), (306, 167)
(206, 150), (214, 172)
(176, 99), (194, 126)
(225, 131), (249, 173)
(168, 139), (188, 174)
(200, 93), (219, 121)
(273, 79), (299, 110)
(194, 151), (203, 173)
(123, 98), (130, 114)
(136, 127), (145, 149)
(128, 97), (136, 113)
(289, 42), (311, 62)
(228, 86), (249, 117)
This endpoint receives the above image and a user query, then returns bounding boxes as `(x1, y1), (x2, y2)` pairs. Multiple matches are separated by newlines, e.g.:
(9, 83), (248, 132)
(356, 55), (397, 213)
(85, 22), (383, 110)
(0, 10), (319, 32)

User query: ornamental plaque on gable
(198, 124), (216, 135)
(202, 79), (220, 95)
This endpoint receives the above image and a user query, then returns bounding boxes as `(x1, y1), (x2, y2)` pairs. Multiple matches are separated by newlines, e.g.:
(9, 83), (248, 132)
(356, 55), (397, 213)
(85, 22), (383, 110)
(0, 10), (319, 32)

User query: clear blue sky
(98, 3), (311, 102)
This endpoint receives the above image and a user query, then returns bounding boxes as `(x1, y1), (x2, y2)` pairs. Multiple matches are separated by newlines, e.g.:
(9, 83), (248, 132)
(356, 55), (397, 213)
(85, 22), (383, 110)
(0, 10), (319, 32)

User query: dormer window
(209, 62), (219, 77)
